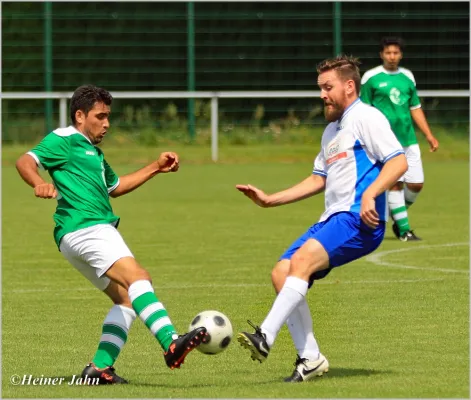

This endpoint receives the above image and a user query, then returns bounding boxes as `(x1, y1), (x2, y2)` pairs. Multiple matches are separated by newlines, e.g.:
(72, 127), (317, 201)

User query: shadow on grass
(382, 236), (401, 241)
(268, 367), (389, 383)
(41, 369), (388, 388)
(38, 366), (389, 384)
(323, 367), (390, 378)
(127, 381), (221, 388)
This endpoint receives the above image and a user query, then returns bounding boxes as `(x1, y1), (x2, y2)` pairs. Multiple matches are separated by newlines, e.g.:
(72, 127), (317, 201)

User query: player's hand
(34, 183), (57, 199)
(235, 184), (271, 208)
(156, 152), (179, 173)
(360, 194), (379, 229)
(426, 135), (439, 152)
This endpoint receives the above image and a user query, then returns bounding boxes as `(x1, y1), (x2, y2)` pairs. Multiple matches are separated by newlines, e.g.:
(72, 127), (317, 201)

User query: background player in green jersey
(16, 85), (208, 384)
(360, 36), (439, 241)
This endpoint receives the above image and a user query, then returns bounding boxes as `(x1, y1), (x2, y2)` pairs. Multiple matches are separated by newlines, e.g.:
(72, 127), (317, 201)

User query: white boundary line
(365, 242), (469, 274)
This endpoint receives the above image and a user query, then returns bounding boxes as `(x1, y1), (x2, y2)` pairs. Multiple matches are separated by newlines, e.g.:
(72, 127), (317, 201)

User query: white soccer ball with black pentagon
(189, 310), (233, 355)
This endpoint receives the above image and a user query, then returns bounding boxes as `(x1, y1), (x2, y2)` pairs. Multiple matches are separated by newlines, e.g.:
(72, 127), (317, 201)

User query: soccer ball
(189, 310), (233, 355)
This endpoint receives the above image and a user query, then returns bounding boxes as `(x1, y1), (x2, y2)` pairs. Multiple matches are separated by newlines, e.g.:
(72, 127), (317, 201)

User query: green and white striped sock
(388, 189), (410, 235)
(128, 280), (177, 351)
(92, 305), (136, 368)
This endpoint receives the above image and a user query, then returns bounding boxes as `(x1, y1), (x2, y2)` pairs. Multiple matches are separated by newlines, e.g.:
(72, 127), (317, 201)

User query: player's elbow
(109, 188), (120, 198)
(15, 154), (26, 171)
(109, 184), (126, 198)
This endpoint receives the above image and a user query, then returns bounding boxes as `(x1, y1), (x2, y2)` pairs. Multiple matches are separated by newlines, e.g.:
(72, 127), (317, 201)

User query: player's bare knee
(390, 181), (404, 190)
(125, 268), (152, 288)
(271, 261), (289, 293)
(289, 253), (313, 277)
(134, 267), (152, 282)
(106, 257), (152, 290)
(290, 245), (329, 279)
(407, 182), (423, 192)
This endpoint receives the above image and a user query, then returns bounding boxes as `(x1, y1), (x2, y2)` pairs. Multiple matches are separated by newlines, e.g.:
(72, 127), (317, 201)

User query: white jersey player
(235, 55), (407, 383)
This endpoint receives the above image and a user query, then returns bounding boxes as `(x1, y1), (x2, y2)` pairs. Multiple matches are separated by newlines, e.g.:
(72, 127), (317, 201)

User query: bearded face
(323, 98), (345, 122)
(318, 70), (353, 123)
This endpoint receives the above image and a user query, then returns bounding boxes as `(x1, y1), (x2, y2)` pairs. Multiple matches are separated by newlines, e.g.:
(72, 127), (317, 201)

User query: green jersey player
(360, 37), (439, 241)
(16, 85), (208, 384)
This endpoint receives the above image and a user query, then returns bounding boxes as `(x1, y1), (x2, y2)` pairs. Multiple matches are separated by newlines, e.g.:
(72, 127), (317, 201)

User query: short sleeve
(402, 70), (421, 109)
(358, 109), (404, 164)
(28, 133), (70, 170)
(409, 83), (421, 109)
(103, 159), (120, 193)
(313, 151), (327, 177)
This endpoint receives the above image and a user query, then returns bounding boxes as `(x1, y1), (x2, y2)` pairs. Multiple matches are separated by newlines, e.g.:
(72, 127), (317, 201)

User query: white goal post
(1, 90), (469, 161)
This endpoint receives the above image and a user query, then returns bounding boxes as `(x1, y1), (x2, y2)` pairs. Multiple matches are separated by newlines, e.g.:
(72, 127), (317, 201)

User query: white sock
(286, 298), (320, 360)
(128, 279), (154, 300)
(108, 304), (137, 326)
(404, 186), (420, 208)
(260, 276), (308, 348)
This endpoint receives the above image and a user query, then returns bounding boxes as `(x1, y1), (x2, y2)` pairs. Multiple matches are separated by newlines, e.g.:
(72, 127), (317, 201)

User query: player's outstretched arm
(236, 174), (326, 208)
(110, 151), (179, 198)
(360, 154), (408, 228)
(16, 154), (57, 199)
(410, 108), (439, 152)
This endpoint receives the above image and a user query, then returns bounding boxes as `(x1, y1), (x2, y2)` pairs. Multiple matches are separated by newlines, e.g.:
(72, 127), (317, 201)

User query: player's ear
(345, 79), (355, 95)
(75, 110), (85, 125)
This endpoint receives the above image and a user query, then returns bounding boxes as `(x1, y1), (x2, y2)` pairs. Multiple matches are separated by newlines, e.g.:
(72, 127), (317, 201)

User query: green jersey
(360, 66), (421, 147)
(28, 126), (120, 247)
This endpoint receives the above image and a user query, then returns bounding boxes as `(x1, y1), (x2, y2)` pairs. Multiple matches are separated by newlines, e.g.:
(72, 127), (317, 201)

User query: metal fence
(2, 90), (468, 161)
(2, 2), (469, 141)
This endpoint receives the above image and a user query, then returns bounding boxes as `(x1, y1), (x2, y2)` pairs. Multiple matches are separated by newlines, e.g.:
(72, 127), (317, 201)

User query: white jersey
(313, 98), (404, 222)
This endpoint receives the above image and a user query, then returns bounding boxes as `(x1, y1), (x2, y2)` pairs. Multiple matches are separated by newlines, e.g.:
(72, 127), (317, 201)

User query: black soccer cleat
(237, 320), (270, 363)
(392, 221), (401, 239)
(81, 363), (128, 384)
(284, 354), (329, 383)
(399, 230), (422, 242)
(164, 327), (208, 369)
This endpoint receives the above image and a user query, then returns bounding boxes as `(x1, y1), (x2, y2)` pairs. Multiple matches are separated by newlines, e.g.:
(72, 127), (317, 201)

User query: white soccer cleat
(284, 353), (329, 382)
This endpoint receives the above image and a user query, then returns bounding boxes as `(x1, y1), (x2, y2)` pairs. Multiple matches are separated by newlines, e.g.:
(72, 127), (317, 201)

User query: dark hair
(316, 54), (362, 94)
(70, 84), (113, 124)
(380, 36), (404, 52)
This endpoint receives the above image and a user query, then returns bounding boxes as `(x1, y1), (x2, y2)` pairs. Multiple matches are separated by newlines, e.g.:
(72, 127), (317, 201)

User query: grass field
(2, 143), (469, 398)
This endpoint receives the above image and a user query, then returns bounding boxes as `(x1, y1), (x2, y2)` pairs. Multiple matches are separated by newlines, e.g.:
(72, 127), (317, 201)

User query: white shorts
(398, 144), (424, 184)
(59, 224), (134, 291)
